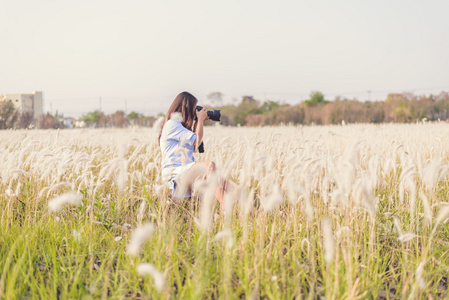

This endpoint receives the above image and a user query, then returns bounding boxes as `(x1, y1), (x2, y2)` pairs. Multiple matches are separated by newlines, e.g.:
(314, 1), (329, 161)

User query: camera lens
(207, 110), (221, 122)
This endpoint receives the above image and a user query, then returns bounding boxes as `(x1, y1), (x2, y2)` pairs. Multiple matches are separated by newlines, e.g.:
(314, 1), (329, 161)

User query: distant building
(75, 120), (86, 128)
(63, 117), (76, 129)
(0, 91), (44, 119)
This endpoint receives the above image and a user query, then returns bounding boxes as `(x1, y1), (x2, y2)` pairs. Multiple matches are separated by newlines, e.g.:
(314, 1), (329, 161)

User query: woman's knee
(196, 161), (216, 171)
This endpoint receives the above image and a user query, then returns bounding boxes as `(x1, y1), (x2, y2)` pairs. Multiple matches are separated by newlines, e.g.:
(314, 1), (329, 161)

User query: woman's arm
(194, 108), (208, 151)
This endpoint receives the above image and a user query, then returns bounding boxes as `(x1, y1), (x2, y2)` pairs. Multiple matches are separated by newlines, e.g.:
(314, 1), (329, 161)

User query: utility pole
(367, 90), (371, 101)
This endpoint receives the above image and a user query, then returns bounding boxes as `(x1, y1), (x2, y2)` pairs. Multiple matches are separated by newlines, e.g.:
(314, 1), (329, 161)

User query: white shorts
(166, 161), (195, 198)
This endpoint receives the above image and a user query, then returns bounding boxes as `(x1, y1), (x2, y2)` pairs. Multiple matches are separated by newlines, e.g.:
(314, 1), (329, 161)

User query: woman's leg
(177, 161), (226, 206)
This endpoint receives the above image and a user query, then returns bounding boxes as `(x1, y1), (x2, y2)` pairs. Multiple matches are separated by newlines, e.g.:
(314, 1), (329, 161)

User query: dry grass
(1, 123), (449, 299)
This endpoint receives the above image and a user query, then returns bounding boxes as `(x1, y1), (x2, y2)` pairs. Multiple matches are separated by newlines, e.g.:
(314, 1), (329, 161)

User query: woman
(159, 92), (225, 204)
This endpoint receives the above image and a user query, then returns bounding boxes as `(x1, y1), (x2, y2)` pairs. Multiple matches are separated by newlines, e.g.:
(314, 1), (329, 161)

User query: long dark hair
(159, 91), (198, 143)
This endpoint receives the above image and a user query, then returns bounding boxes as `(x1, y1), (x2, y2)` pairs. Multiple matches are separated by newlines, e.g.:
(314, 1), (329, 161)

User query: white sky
(1, 0), (448, 118)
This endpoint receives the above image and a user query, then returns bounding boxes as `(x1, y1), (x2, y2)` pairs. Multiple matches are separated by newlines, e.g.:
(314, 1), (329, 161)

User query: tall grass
(1, 123), (449, 298)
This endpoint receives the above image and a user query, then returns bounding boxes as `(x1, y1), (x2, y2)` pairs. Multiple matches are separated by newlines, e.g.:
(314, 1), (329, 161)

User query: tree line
(216, 91), (449, 126)
(0, 100), (158, 129)
(79, 110), (157, 128)
(1, 91), (449, 129)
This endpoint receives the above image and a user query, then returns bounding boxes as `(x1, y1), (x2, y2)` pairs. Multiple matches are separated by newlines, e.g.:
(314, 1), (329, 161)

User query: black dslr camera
(195, 105), (221, 121)
(195, 106), (221, 153)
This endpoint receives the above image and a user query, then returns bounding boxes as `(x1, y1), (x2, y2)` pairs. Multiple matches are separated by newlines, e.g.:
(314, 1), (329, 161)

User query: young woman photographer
(158, 91), (226, 205)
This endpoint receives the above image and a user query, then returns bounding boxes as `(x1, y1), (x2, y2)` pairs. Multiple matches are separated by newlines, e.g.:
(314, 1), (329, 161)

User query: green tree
(127, 111), (142, 120)
(82, 110), (105, 127)
(207, 92), (224, 106)
(111, 110), (128, 127)
(260, 100), (280, 112)
(305, 91), (326, 106)
(0, 101), (19, 129)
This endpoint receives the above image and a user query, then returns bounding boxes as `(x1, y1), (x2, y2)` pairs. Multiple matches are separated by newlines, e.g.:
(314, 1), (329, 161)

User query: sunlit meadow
(1, 122), (449, 299)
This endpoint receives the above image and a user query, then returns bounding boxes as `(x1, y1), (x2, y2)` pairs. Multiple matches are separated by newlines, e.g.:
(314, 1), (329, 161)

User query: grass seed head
(398, 232), (417, 242)
(136, 263), (165, 292)
(262, 184), (283, 212)
(322, 218), (335, 265)
(48, 192), (82, 212)
(127, 223), (156, 256)
(214, 230), (234, 249)
(422, 159), (441, 190)
(198, 181), (217, 232)
(436, 206), (449, 224)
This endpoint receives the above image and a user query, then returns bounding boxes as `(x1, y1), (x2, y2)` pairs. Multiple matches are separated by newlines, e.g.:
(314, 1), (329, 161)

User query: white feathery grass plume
(136, 263), (165, 292)
(330, 188), (346, 207)
(72, 230), (82, 242)
(116, 159), (128, 190)
(46, 182), (72, 198)
(405, 177), (417, 218)
(322, 218), (335, 265)
(128, 172), (135, 193)
(321, 176), (330, 205)
(301, 238), (310, 253)
(221, 157), (238, 179)
(399, 165), (415, 182)
(145, 162), (156, 175)
(422, 159), (441, 190)
(355, 184), (375, 218)
(258, 171), (274, 199)
(152, 116), (164, 138)
(284, 177), (299, 205)
(214, 230), (234, 249)
(198, 181), (217, 232)
(419, 191), (433, 226)
(5, 189), (15, 197)
(116, 142), (127, 159)
(294, 181), (312, 220)
(223, 190), (236, 226)
(137, 200), (147, 224)
(98, 159), (118, 182)
(398, 182), (405, 205)
(239, 188), (254, 220)
(191, 178), (209, 195)
(174, 144), (189, 166)
(335, 226), (348, 240)
(127, 223), (156, 256)
(382, 158), (395, 177)
(238, 169), (247, 188)
(367, 155), (380, 191)
(14, 182), (22, 196)
(398, 233), (417, 242)
(176, 164), (208, 200)
(436, 206), (449, 224)
(48, 192), (82, 212)
(304, 196), (314, 222)
(342, 160), (356, 193)
(393, 217), (402, 235)
(261, 184), (283, 212)
(415, 261), (426, 290)
(266, 155), (275, 172)
(344, 140), (360, 166)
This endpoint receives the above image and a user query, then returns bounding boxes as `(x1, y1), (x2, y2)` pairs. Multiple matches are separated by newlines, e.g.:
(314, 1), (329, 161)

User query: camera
(195, 105), (221, 153)
(196, 105), (221, 122)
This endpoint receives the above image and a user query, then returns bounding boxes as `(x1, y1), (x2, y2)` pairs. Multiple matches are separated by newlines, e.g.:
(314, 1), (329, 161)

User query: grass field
(1, 123), (449, 299)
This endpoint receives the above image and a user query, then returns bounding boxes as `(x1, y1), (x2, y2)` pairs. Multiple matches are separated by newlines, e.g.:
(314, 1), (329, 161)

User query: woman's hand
(197, 108), (209, 123)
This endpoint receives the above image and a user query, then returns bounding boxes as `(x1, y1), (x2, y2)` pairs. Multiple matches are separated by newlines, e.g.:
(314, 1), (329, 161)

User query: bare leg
(177, 161), (227, 208)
